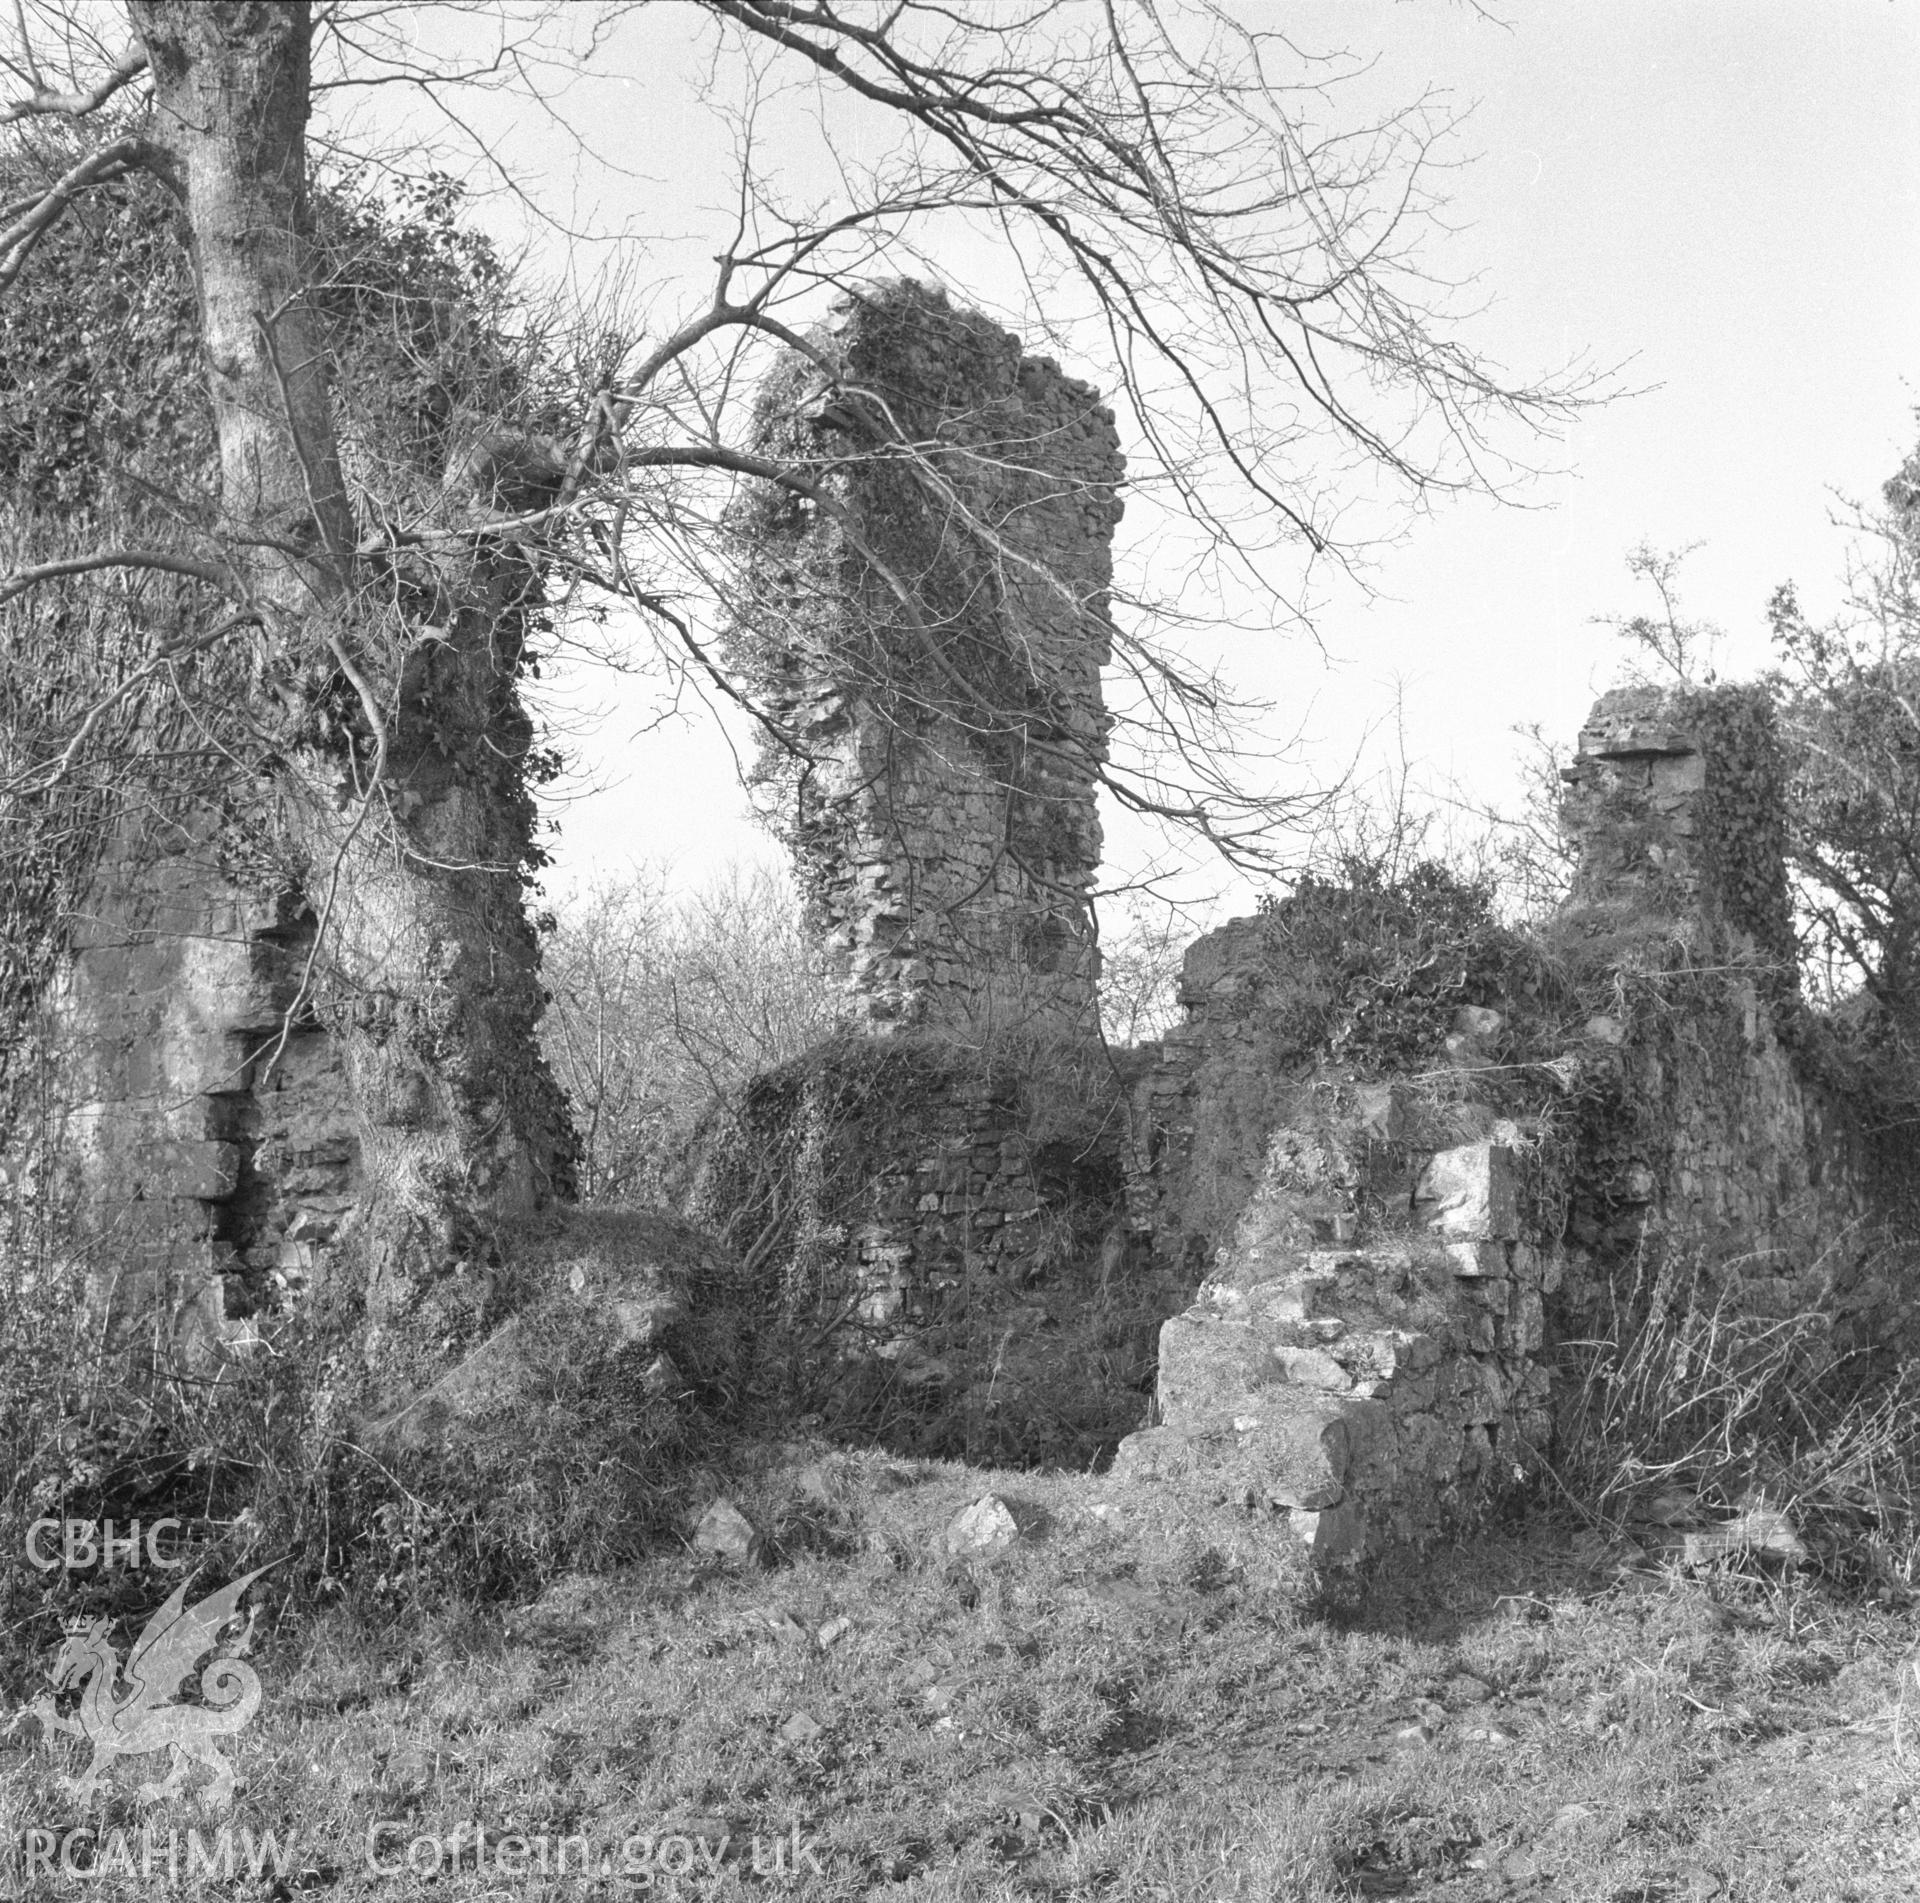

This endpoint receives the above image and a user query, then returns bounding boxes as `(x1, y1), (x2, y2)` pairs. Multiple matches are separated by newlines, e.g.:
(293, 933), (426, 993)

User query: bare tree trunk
(129, 4), (350, 588)
(130, 1), (574, 1392)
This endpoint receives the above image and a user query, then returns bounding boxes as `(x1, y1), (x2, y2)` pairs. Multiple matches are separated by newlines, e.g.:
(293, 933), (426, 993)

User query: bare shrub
(1299, 700), (1578, 932)
(539, 862), (841, 1204)
(1097, 892), (1188, 1047)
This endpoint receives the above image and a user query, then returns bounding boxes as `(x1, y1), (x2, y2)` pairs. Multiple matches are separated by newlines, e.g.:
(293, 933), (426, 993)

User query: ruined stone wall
(1116, 986), (1566, 1561)
(30, 278), (1127, 1387)
(1113, 684), (1902, 1567)
(42, 811), (357, 1367)
(691, 282), (1147, 1456)
(731, 281), (1123, 1039)
(687, 1036), (1164, 1464)
(1553, 687), (1883, 1331)
(703, 1042), (1109, 1328)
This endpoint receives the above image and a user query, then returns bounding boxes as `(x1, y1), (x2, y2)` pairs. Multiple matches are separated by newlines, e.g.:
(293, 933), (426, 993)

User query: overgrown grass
(9, 1177), (1920, 1897)
(0, 1205), (745, 1679)
(1552, 1242), (1920, 1598)
(5, 1446), (1920, 1899)
(0, 1246), (397, 1673)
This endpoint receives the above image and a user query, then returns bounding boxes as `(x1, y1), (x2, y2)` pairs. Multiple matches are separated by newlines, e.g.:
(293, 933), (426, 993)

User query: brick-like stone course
(689, 1038), (1139, 1403)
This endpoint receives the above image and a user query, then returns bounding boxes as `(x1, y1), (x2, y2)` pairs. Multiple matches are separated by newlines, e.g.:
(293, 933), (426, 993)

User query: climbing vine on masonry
(1680, 685), (1796, 972)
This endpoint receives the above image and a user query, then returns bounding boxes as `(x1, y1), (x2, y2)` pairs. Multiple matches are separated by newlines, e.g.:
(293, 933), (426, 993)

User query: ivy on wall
(1681, 685), (1796, 973)
(0, 135), (571, 1138)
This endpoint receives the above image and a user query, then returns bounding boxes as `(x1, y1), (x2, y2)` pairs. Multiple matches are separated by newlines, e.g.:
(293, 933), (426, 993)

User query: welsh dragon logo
(10, 1566), (270, 1809)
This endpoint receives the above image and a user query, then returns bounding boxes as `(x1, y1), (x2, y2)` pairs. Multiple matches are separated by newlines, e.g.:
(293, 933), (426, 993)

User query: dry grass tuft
(1552, 1244), (1920, 1602)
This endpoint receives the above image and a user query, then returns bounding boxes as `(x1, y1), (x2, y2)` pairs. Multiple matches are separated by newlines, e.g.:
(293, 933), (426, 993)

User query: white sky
(354, 2), (1920, 920)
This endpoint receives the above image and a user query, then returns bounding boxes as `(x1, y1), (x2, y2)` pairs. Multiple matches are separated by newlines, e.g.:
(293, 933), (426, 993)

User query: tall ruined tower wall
(731, 282), (1123, 1037)
(684, 285), (1141, 1457)
(1553, 685), (1868, 1285)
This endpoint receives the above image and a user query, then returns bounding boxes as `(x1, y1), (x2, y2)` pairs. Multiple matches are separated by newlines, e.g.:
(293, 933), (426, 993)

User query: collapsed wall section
(730, 281), (1123, 1038)
(1113, 684), (1902, 1568)
(1117, 978), (1566, 1563)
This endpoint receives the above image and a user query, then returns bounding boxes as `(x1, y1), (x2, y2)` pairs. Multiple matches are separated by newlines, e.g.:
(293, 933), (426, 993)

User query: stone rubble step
(1113, 1382), (1361, 1511)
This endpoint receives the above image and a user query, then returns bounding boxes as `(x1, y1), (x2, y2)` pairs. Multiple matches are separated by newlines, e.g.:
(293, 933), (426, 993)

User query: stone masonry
(1111, 684), (1899, 1568)
(698, 284), (1142, 1454)
(30, 256), (1918, 1581)
(1555, 686), (1874, 1311)
(732, 281), (1123, 1039)
(714, 297), (1907, 1539)
(687, 1035), (1145, 1459)
(1115, 1003), (1561, 1563)
(44, 810), (357, 1366)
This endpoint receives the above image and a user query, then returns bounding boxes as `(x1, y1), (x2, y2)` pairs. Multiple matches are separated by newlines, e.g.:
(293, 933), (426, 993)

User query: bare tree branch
(3, 609), (255, 797)
(0, 134), (149, 286)
(0, 36), (144, 122)
(0, 546), (242, 606)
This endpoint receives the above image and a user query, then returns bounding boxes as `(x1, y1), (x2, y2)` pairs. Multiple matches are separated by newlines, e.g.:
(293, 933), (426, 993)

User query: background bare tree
(1096, 892), (1189, 1046)
(1770, 463), (1920, 1021)
(540, 863), (838, 1203)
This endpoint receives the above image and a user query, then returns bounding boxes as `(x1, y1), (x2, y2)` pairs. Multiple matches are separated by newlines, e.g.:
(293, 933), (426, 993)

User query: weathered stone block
(134, 1139), (239, 1201)
(1459, 1311), (1497, 1354)
(609, 1283), (686, 1348)
(1444, 1239), (1510, 1280)
(1288, 1500), (1367, 1564)
(1233, 1396), (1355, 1511)
(1156, 1311), (1271, 1416)
(1651, 751), (1708, 796)
(1385, 1329), (1442, 1374)
(1392, 1409), (1460, 1480)
(80, 944), (133, 992)
(1108, 1425), (1192, 1485)
(1243, 1279), (1317, 1325)
(1577, 688), (1698, 761)
(1415, 1144), (1518, 1241)
(1460, 1361), (1510, 1426)
(1389, 1371), (1439, 1414)
(1272, 1345), (1352, 1392)
(108, 1195), (217, 1242)
(1350, 1081), (1403, 1139)
(125, 944), (181, 997)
